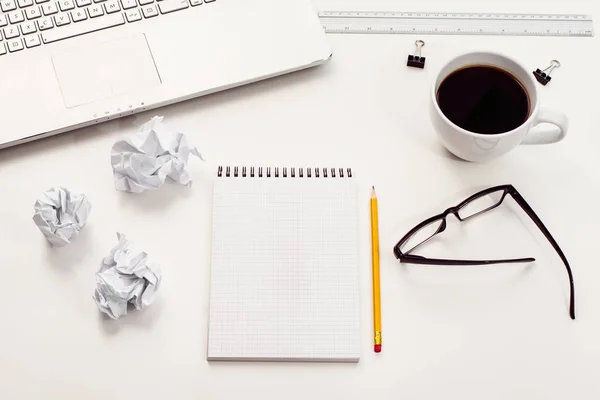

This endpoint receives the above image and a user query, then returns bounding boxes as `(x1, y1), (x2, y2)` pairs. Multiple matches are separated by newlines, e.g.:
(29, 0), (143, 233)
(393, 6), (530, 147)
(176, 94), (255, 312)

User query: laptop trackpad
(51, 34), (161, 108)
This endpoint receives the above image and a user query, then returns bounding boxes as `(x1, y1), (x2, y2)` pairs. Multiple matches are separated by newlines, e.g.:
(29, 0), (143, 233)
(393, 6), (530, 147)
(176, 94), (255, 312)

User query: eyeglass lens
(400, 218), (444, 254)
(401, 189), (507, 255)
(458, 189), (505, 220)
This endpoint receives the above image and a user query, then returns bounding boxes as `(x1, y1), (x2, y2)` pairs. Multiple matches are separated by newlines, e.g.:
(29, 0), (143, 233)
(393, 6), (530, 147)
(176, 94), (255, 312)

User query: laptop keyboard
(0, 0), (214, 55)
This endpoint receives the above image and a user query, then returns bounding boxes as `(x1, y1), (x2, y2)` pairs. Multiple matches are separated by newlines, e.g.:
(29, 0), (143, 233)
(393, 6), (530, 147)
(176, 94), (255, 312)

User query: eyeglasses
(393, 184), (575, 320)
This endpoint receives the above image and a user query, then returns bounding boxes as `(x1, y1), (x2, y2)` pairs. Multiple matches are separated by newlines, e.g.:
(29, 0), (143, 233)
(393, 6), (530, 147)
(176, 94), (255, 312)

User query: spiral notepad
(207, 166), (361, 362)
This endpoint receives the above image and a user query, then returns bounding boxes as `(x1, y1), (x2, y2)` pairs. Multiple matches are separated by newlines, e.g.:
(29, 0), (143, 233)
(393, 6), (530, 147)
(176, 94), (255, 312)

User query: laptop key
(20, 21), (36, 33)
(158, 0), (187, 14)
(8, 10), (24, 23)
(75, 0), (90, 5)
(141, 4), (156, 17)
(17, 0), (34, 7)
(58, 0), (74, 11)
(3, 25), (19, 38)
(41, 2), (57, 15)
(124, 7), (140, 21)
(7, 37), (23, 51)
(0, 43), (6, 55)
(86, 4), (102, 16)
(70, 8), (86, 21)
(1, 0), (16, 12)
(53, 13), (69, 25)
(42, 12), (123, 42)
(120, 0), (135, 9)
(103, 0), (119, 13)
(190, 0), (201, 5)
(25, 6), (42, 19)
(0, 14), (7, 26)
(37, 16), (53, 29)
(24, 33), (40, 47)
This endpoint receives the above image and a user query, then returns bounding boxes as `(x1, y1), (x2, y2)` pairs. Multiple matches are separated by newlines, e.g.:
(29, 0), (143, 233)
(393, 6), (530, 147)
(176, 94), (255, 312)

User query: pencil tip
(371, 186), (377, 198)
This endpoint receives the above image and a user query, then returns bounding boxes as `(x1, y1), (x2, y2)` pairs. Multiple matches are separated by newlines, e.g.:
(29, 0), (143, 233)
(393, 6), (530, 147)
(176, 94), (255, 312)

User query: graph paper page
(208, 174), (360, 361)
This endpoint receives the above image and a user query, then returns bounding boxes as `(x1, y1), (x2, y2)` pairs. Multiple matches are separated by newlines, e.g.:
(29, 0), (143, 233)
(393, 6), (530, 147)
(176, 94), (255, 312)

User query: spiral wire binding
(217, 166), (353, 178)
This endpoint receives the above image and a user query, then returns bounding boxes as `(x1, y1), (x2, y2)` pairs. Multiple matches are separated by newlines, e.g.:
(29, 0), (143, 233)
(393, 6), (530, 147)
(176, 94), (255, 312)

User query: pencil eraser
(374, 344), (382, 353)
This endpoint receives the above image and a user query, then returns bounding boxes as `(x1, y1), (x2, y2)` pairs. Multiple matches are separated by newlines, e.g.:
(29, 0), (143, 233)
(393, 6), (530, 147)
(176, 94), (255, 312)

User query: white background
(1, 0), (600, 398)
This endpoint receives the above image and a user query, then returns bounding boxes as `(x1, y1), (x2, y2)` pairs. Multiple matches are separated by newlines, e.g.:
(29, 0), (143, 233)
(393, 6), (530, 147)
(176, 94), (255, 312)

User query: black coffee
(436, 65), (530, 135)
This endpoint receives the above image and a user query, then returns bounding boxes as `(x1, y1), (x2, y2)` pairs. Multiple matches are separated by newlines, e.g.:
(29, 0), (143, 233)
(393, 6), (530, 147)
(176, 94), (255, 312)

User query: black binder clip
(407, 40), (426, 69)
(534, 60), (560, 86)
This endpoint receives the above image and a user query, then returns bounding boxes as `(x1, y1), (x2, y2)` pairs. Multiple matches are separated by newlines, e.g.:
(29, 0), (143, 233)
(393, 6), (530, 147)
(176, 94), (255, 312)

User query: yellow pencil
(370, 186), (382, 353)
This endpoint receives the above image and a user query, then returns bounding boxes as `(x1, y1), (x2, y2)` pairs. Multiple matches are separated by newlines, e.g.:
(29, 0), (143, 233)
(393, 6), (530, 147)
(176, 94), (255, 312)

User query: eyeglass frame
(392, 184), (575, 320)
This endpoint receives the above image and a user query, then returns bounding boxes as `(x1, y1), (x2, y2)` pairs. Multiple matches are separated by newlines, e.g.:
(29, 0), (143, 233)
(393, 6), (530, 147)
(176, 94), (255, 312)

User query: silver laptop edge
(0, 0), (332, 149)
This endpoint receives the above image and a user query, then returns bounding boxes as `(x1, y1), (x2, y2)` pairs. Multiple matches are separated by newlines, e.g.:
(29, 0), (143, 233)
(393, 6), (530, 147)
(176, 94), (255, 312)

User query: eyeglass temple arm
(398, 254), (535, 266)
(509, 190), (576, 320)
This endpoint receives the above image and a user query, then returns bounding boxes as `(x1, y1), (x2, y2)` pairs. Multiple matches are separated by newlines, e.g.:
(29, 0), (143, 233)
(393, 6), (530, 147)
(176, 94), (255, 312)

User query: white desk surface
(1, 0), (599, 398)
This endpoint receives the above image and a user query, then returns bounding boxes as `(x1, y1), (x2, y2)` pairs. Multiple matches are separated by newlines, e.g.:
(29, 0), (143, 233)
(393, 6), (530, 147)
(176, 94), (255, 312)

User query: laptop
(0, 0), (331, 148)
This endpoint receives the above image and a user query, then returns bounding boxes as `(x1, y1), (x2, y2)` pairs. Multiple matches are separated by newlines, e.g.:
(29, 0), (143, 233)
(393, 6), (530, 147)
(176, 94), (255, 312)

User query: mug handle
(521, 107), (569, 145)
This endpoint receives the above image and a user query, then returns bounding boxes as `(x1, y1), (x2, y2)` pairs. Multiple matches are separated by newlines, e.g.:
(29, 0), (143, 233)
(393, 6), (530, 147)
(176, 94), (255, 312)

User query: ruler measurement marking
(320, 11), (591, 19)
(322, 16), (588, 22)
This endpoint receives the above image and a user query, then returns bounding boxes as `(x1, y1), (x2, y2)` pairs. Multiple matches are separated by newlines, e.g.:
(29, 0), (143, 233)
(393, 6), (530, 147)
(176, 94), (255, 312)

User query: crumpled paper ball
(110, 116), (203, 193)
(93, 233), (162, 320)
(32, 186), (91, 247)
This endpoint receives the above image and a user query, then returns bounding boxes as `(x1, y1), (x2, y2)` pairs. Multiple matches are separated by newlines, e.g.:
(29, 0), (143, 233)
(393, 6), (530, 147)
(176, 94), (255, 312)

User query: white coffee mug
(430, 52), (569, 162)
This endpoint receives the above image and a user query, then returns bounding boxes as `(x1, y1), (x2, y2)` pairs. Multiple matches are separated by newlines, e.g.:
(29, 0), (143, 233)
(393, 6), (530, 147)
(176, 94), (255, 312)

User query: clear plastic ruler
(318, 11), (594, 37)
